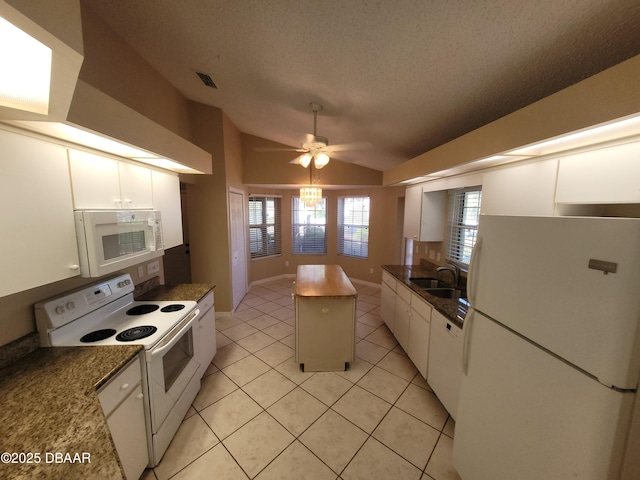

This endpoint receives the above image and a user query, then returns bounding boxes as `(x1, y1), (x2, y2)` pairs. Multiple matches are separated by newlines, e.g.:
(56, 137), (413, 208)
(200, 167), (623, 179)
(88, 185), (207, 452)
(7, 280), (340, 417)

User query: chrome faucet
(436, 265), (459, 287)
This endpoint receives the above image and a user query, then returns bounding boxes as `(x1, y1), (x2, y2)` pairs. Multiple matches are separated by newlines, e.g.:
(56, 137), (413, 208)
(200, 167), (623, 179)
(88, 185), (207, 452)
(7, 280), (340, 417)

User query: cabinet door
(556, 141), (640, 204)
(196, 292), (217, 378)
(152, 170), (183, 248)
(381, 282), (396, 332)
(394, 296), (410, 352)
(119, 162), (153, 208)
(403, 184), (422, 240)
(0, 129), (80, 297)
(419, 191), (445, 241)
(408, 295), (432, 379)
(105, 384), (149, 479)
(68, 149), (121, 209)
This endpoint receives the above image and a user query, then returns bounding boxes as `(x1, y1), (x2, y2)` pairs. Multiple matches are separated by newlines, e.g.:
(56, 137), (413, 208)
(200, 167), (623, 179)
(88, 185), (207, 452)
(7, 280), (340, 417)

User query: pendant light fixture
(300, 155), (322, 207)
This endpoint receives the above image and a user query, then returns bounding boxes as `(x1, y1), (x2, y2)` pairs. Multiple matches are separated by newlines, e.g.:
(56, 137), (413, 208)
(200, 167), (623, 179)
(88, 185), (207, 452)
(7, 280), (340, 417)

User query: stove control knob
(66, 302), (76, 310)
(117, 279), (131, 288)
(55, 306), (65, 315)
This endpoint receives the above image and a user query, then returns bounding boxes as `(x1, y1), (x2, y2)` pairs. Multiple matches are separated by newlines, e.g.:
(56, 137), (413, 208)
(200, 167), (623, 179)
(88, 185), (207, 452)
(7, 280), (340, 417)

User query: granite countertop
(0, 345), (142, 480)
(136, 283), (215, 303)
(382, 265), (469, 329)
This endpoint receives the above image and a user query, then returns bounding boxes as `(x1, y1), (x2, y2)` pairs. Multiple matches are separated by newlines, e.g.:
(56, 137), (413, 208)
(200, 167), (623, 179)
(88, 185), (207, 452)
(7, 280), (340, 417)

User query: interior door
(229, 191), (247, 310)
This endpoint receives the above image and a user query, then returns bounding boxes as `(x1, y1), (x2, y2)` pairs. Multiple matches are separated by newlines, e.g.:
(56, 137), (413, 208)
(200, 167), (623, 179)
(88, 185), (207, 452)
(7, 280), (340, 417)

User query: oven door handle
(146, 308), (200, 361)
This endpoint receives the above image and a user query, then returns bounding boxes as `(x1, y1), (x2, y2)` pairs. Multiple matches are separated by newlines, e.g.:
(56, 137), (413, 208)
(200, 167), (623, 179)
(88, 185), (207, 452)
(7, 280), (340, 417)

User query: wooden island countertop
(295, 265), (358, 298)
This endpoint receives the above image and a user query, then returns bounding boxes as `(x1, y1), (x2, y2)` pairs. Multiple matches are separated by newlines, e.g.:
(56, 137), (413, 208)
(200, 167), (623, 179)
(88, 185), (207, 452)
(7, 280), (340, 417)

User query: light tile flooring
(141, 278), (461, 480)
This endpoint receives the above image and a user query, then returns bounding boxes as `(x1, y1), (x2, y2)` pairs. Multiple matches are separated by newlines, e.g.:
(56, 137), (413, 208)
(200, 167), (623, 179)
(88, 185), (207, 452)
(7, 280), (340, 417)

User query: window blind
(248, 196), (281, 259)
(338, 196), (370, 258)
(292, 196), (327, 254)
(447, 188), (482, 265)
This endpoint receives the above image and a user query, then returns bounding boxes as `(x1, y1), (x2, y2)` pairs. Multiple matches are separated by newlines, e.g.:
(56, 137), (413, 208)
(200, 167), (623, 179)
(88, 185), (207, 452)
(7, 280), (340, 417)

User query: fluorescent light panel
(0, 16), (51, 114)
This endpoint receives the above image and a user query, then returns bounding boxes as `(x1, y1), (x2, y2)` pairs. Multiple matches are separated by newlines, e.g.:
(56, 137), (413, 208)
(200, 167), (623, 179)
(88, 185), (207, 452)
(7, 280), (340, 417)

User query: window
(292, 196), (327, 254)
(447, 188), (482, 265)
(248, 196), (281, 259)
(338, 196), (370, 258)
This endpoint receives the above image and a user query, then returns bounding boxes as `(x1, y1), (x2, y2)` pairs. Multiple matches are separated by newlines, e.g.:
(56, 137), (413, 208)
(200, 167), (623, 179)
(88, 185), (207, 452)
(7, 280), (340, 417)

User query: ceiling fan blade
(254, 147), (306, 152)
(326, 141), (373, 152)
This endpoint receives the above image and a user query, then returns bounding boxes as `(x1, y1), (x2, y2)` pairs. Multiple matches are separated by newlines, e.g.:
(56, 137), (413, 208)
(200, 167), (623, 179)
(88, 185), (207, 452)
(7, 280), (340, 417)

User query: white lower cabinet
(98, 355), (149, 480)
(407, 294), (432, 379)
(381, 282), (396, 332)
(196, 290), (217, 378)
(394, 297), (410, 352)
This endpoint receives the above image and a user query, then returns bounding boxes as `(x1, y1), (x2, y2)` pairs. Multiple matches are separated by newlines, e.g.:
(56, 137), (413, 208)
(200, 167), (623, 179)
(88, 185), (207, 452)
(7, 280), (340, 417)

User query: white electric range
(35, 274), (202, 466)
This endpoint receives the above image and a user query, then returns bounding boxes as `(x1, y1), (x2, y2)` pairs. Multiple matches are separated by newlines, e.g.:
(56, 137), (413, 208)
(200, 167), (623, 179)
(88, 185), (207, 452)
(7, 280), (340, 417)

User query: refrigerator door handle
(467, 236), (482, 306)
(462, 308), (474, 375)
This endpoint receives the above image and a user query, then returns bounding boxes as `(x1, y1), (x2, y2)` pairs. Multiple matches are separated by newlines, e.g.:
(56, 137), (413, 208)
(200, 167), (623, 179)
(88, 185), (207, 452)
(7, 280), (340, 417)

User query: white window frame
(447, 187), (482, 266)
(337, 196), (370, 259)
(292, 196), (327, 255)
(248, 195), (282, 259)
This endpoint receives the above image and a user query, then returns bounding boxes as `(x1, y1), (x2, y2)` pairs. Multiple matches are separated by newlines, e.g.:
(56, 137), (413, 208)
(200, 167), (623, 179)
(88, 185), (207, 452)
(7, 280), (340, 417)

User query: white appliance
(75, 210), (164, 277)
(35, 274), (201, 466)
(453, 215), (640, 480)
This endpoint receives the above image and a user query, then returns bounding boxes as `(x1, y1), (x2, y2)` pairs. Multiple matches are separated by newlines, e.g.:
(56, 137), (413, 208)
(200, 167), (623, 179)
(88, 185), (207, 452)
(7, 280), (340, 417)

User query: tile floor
(141, 278), (461, 480)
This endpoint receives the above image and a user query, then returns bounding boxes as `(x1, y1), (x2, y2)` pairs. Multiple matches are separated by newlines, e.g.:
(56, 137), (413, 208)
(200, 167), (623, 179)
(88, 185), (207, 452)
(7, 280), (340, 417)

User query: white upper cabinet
(0, 129), (80, 297)
(69, 149), (152, 209)
(555, 141), (640, 204)
(404, 185), (445, 241)
(152, 170), (183, 249)
(481, 159), (558, 215)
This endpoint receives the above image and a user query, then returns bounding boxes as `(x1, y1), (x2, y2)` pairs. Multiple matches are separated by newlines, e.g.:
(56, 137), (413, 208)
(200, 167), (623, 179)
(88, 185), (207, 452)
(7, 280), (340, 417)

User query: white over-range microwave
(75, 210), (164, 277)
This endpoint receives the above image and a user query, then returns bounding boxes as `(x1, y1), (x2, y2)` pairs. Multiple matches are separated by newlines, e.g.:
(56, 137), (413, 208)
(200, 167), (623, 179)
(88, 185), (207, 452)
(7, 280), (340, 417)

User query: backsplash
(0, 333), (39, 370)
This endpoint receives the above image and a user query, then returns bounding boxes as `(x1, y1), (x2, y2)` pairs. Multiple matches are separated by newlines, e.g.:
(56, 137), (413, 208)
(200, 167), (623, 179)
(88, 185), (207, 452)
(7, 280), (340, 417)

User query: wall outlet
(436, 253), (441, 262)
(285, 260), (289, 267)
(424, 245), (429, 253)
(370, 267), (374, 274)
(137, 266), (144, 278)
(147, 260), (160, 275)
(429, 250), (435, 260)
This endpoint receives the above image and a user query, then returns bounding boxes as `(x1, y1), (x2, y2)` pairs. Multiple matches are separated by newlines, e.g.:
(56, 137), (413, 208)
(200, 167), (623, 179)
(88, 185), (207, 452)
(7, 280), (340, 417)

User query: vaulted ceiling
(83, 0), (640, 172)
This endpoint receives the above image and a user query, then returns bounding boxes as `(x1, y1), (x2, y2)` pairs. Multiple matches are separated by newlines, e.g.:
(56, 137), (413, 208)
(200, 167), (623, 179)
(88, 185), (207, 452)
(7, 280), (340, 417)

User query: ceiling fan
(255, 102), (370, 169)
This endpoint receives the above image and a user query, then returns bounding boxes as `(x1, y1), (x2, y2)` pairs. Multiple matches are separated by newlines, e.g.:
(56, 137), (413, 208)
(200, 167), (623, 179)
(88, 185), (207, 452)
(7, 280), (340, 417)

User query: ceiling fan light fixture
(314, 152), (330, 169)
(300, 186), (323, 207)
(298, 153), (312, 168)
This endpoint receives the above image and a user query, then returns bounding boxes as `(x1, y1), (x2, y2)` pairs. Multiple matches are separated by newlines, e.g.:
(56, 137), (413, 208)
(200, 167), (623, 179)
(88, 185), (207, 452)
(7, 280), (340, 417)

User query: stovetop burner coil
(80, 329), (117, 343)
(116, 326), (158, 342)
(126, 304), (160, 315)
(160, 304), (186, 313)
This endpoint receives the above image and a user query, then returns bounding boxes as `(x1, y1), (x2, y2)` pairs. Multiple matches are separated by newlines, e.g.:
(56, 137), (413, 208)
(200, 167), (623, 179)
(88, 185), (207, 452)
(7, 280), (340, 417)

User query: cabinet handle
(69, 264), (80, 271)
(321, 306), (329, 314)
(136, 393), (144, 400)
(120, 383), (129, 391)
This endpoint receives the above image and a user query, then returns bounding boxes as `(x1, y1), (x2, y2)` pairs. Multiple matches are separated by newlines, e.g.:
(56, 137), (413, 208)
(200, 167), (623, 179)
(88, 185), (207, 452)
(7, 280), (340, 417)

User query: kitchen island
(294, 265), (357, 372)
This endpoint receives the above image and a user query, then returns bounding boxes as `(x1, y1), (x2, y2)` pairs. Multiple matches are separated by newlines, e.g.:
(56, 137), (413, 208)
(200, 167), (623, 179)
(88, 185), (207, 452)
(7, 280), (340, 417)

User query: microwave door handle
(146, 309), (200, 361)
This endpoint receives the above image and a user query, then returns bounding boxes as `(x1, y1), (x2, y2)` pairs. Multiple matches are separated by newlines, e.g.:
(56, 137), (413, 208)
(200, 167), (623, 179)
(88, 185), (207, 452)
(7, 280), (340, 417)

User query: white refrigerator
(453, 215), (640, 480)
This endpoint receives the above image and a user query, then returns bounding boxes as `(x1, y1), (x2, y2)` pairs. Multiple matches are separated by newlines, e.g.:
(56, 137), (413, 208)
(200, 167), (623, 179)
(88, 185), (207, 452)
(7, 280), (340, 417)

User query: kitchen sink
(409, 277), (446, 289)
(423, 287), (462, 299)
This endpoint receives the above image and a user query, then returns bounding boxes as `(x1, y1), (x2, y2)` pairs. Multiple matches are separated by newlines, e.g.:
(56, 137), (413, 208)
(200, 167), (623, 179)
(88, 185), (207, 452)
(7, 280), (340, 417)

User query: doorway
(229, 190), (247, 310)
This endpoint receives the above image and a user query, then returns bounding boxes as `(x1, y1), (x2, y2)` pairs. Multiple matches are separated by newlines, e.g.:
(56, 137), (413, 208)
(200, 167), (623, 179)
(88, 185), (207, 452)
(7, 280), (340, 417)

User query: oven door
(146, 308), (201, 432)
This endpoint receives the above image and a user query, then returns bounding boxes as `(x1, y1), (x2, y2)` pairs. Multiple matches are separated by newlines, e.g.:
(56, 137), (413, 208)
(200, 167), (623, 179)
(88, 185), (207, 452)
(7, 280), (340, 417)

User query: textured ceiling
(82, 0), (640, 172)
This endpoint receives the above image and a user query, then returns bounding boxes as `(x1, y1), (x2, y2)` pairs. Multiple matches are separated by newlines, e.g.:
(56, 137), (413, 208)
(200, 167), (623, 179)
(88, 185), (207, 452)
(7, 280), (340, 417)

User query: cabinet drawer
(198, 290), (214, 312)
(411, 293), (432, 321)
(98, 356), (142, 417)
(382, 271), (396, 291)
(396, 283), (411, 304)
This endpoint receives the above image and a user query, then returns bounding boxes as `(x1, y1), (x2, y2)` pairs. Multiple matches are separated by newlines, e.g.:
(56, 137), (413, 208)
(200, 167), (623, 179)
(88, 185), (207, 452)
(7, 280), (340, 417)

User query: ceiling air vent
(196, 71), (217, 89)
